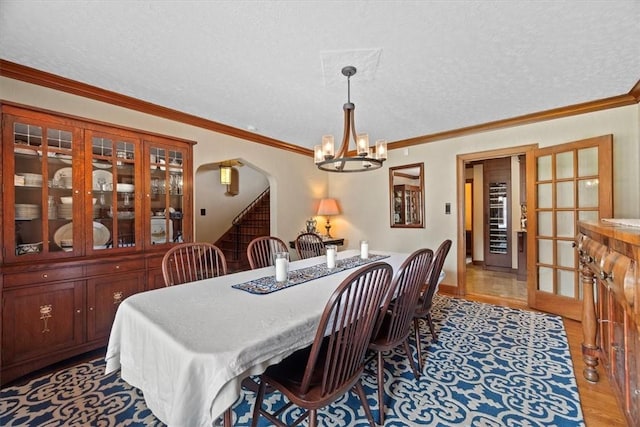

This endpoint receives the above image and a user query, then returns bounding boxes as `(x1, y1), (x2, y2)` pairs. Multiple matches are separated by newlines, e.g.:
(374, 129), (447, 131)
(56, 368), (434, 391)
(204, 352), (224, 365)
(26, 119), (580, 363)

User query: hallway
(465, 262), (527, 302)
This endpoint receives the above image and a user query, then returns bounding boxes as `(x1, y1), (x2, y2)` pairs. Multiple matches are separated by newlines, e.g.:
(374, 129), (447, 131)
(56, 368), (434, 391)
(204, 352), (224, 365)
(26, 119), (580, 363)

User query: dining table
(105, 249), (411, 427)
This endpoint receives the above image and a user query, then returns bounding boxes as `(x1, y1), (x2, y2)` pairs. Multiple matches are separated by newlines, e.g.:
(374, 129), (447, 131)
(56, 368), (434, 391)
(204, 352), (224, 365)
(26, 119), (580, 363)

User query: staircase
(215, 188), (270, 272)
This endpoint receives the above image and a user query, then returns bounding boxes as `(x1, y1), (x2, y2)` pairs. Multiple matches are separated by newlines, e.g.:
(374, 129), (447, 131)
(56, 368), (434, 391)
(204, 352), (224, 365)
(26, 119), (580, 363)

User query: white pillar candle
(326, 246), (336, 269)
(274, 252), (289, 282)
(360, 240), (369, 259)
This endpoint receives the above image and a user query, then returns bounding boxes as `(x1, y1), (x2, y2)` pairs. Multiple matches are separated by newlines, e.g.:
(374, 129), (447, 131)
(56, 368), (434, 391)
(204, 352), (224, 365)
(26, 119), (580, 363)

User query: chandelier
(314, 66), (387, 172)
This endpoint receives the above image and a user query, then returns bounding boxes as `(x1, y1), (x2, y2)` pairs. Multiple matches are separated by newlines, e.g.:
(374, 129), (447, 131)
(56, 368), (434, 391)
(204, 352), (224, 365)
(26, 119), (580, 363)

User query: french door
(526, 135), (612, 320)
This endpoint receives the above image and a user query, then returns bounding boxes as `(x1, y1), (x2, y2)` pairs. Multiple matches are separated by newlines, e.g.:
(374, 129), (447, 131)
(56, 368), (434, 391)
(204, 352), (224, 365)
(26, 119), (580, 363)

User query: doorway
(456, 144), (536, 301)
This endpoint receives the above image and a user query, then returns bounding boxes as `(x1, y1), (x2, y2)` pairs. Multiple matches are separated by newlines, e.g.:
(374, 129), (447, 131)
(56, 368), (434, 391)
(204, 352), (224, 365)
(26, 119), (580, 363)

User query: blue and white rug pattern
(0, 296), (584, 426)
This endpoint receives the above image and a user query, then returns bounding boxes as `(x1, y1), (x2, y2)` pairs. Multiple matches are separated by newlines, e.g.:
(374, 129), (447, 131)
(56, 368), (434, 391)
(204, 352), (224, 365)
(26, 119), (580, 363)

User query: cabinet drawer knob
(89, 307), (94, 311)
(76, 309), (81, 314)
(42, 273), (48, 279)
(115, 265), (120, 269)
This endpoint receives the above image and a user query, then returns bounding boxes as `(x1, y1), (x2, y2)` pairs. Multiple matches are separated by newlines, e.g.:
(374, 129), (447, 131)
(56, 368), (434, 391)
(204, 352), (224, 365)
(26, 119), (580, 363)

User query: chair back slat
(294, 232), (325, 259)
(162, 242), (227, 286)
(417, 239), (452, 313)
(376, 248), (433, 344)
(300, 262), (393, 397)
(247, 236), (288, 269)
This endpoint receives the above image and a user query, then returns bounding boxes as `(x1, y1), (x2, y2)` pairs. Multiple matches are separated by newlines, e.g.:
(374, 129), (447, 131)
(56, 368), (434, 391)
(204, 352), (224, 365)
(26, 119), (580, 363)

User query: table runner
(232, 254), (389, 294)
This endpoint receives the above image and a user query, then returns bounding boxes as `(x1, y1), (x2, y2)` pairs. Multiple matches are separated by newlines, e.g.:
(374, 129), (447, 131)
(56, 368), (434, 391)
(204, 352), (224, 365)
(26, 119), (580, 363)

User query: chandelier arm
(335, 107), (352, 159)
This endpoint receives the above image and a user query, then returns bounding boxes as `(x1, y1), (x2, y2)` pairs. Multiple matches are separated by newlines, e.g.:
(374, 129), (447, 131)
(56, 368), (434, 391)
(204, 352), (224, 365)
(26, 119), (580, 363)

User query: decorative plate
(53, 167), (73, 183)
(54, 221), (111, 248)
(92, 169), (113, 191)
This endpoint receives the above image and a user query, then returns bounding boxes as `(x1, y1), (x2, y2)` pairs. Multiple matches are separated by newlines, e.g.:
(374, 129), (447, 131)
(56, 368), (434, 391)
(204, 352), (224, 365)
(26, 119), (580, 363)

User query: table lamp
(317, 198), (340, 238)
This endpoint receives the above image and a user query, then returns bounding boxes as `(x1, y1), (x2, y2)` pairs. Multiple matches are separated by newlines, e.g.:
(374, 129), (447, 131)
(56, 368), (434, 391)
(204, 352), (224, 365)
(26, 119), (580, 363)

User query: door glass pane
(555, 152), (574, 179)
(538, 211), (553, 236)
(538, 239), (553, 264)
(556, 181), (574, 208)
(537, 155), (552, 180)
(578, 179), (599, 208)
(537, 183), (552, 208)
(92, 136), (114, 252)
(150, 146), (184, 245)
(557, 269), (576, 297)
(556, 211), (574, 237)
(557, 240), (576, 268)
(579, 210), (599, 222)
(578, 147), (598, 177)
(114, 141), (136, 249)
(538, 266), (553, 292)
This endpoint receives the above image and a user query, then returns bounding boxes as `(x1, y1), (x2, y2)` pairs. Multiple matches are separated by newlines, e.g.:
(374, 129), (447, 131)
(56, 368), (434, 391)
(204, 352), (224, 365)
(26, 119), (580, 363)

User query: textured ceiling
(1, 1), (638, 150)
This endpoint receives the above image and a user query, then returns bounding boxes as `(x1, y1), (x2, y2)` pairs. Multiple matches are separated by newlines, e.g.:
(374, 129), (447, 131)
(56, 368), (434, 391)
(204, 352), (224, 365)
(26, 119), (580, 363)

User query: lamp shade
(220, 166), (232, 185)
(317, 198), (340, 216)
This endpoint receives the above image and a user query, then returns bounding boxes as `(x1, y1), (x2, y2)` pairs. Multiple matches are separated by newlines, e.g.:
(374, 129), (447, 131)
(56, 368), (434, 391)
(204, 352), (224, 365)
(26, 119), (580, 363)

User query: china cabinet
(0, 104), (194, 384)
(577, 219), (639, 426)
(393, 185), (422, 226)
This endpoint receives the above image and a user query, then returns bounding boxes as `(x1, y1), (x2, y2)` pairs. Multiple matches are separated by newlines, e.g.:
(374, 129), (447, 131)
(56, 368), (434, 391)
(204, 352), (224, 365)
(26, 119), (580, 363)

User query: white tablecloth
(105, 250), (409, 427)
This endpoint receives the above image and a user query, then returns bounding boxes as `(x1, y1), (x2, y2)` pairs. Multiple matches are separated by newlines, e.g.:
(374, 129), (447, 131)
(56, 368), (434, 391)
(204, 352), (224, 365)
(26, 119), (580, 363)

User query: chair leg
(402, 339), (420, 379)
(376, 351), (385, 425)
(309, 409), (317, 427)
(354, 381), (376, 427)
(427, 313), (437, 341)
(414, 317), (424, 372)
(251, 378), (267, 427)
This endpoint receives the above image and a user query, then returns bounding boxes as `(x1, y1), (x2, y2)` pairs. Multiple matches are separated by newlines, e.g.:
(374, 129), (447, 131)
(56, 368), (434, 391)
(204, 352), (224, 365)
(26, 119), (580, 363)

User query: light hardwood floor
(457, 264), (627, 427)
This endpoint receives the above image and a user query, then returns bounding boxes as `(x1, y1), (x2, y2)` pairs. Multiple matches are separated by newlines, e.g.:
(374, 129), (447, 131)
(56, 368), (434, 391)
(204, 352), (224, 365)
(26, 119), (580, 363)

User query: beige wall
(2, 76), (638, 288)
(330, 104), (640, 286)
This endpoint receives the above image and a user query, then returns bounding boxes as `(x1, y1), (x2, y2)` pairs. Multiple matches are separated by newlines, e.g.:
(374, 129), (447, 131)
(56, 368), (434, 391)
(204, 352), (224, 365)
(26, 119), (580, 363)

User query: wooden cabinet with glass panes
(0, 104), (194, 384)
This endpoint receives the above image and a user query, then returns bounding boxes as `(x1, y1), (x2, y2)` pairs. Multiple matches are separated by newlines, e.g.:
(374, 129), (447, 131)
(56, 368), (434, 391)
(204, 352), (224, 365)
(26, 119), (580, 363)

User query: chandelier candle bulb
(360, 240), (369, 259)
(326, 245), (337, 269)
(322, 135), (335, 159)
(356, 133), (369, 155)
(274, 252), (289, 283)
(375, 139), (388, 160)
(314, 145), (324, 164)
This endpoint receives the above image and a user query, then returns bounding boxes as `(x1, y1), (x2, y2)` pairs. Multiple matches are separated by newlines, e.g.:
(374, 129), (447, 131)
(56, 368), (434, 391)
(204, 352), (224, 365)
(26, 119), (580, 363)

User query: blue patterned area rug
(1, 296), (584, 426)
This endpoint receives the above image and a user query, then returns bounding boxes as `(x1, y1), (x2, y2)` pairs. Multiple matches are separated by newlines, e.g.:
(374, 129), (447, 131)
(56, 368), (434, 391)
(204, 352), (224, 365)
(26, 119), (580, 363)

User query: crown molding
(0, 59), (311, 157)
(390, 92), (638, 150)
(1, 59), (637, 157)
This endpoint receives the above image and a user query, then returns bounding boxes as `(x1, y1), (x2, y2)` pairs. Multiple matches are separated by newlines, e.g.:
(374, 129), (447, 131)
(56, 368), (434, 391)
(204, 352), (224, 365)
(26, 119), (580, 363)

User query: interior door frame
(456, 144), (538, 296)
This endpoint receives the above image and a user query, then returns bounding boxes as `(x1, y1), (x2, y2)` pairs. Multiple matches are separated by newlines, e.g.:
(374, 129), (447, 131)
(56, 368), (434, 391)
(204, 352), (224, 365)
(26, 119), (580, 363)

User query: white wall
(330, 104), (640, 287)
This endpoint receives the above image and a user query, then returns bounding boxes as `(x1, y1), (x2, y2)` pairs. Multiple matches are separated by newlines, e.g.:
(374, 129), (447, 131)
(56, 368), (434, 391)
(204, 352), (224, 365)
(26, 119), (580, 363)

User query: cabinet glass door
(88, 132), (140, 252)
(148, 144), (185, 245)
(8, 118), (81, 260)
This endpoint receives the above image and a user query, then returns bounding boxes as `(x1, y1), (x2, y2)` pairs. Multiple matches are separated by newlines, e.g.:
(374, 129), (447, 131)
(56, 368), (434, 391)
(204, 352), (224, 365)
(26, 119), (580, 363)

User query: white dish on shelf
(92, 169), (113, 191)
(54, 221), (111, 248)
(116, 183), (135, 193)
(14, 145), (38, 156)
(53, 167), (73, 188)
(55, 153), (73, 164)
(92, 160), (112, 169)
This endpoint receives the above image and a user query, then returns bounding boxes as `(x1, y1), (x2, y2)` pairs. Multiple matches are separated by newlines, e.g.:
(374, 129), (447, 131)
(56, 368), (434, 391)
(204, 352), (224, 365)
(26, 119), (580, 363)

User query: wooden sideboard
(577, 220), (639, 426)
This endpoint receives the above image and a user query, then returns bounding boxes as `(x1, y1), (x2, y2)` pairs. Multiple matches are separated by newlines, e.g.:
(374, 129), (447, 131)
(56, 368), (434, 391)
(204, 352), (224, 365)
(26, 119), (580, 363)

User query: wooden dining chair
(367, 247), (433, 425)
(413, 239), (452, 370)
(294, 232), (325, 259)
(251, 262), (394, 427)
(246, 236), (288, 270)
(161, 242), (227, 286)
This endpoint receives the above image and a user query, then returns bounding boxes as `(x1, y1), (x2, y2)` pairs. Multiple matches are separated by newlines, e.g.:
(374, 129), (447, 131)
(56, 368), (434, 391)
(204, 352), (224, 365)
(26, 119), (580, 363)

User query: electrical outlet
(445, 203), (451, 214)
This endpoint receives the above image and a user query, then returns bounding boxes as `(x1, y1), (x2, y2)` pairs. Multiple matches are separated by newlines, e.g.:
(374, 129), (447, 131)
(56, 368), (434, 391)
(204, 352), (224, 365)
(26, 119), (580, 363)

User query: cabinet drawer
(85, 259), (145, 277)
(146, 255), (164, 269)
(3, 267), (84, 287)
